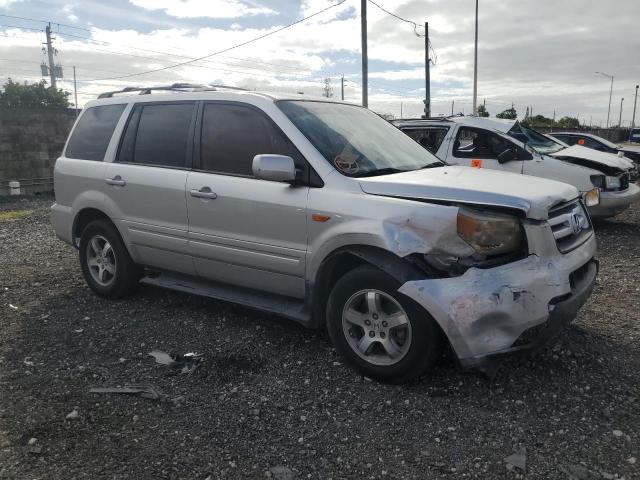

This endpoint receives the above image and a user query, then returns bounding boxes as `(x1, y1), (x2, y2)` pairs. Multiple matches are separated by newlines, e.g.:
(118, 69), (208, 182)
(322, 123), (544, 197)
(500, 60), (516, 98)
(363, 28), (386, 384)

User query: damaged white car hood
(550, 145), (633, 170)
(359, 166), (578, 220)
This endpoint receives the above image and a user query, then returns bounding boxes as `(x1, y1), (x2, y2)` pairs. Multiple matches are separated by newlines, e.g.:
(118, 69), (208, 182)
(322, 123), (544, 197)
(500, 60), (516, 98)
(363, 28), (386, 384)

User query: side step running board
(140, 272), (311, 327)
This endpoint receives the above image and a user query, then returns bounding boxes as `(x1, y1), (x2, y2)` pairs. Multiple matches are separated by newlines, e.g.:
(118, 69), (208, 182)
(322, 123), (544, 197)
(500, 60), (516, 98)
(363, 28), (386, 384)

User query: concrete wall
(0, 108), (77, 195)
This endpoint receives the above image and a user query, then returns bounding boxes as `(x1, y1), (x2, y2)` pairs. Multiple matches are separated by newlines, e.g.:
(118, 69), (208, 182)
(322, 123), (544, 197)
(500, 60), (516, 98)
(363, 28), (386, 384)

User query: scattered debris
(73, 328), (84, 334)
(628, 457), (637, 465)
(149, 349), (203, 374)
(27, 438), (37, 446)
(89, 384), (164, 400)
(612, 429), (623, 437)
(26, 444), (42, 454)
(66, 408), (79, 420)
(504, 447), (526, 473)
(9, 304), (18, 310)
(269, 465), (294, 480)
(23, 357), (34, 367)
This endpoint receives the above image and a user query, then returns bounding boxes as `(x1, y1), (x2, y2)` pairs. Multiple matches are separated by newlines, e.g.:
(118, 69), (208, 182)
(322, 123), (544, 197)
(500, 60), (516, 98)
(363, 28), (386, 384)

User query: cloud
(128, 0), (275, 19)
(0, 0), (22, 8)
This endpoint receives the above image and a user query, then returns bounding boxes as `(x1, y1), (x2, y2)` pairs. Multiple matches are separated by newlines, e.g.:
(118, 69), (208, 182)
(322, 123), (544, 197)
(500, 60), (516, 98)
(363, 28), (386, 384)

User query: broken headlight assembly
(412, 208), (526, 277)
(456, 208), (524, 256)
(604, 175), (621, 190)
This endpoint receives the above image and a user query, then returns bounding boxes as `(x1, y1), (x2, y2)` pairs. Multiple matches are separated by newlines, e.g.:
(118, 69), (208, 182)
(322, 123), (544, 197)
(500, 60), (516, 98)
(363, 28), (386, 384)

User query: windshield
(277, 101), (444, 177)
(508, 123), (565, 154)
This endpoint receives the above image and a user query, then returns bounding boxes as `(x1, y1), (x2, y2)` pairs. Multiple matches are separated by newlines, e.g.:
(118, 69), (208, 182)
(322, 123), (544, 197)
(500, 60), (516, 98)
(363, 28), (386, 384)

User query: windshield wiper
(354, 167), (408, 178)
(419, 161), (446, 169)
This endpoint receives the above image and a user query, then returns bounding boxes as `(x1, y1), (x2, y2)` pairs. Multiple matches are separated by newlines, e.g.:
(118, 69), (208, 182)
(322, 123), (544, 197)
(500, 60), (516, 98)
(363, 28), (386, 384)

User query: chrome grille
(548, 201), (593, 253)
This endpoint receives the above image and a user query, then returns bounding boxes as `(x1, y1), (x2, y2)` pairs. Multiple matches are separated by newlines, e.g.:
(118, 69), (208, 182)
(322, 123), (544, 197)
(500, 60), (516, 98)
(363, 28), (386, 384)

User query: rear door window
(199, 103), (303, 177)
(403, 127), (449, 154)
(65, 104), (126, 161)
(118, 102), (195, 168)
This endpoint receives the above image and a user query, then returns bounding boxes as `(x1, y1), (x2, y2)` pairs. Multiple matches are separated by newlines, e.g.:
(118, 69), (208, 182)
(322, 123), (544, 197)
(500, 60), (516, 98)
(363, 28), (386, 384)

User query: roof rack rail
(97, 83), (252, 99)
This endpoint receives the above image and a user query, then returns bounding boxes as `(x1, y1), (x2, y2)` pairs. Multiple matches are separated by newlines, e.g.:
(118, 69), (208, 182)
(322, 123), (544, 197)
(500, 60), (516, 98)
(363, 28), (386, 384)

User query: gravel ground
(0, 195), (638, 480)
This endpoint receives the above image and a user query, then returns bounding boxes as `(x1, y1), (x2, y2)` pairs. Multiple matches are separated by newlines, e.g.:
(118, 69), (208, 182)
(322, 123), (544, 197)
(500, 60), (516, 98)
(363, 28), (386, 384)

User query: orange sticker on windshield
(578, 139), (585, 145)
(471, 159), (483, 168)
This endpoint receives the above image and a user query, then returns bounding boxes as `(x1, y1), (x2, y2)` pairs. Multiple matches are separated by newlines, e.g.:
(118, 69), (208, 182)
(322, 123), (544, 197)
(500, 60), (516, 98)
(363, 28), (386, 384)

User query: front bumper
(398, 223), (597, 368)
(588, 183), (640, 218)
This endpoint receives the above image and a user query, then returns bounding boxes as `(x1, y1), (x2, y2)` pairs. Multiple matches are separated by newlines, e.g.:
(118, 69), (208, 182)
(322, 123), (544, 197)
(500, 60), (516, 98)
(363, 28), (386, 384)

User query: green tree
(496, 106), (517, 120)
(0, 79), (70, 108)
(522, 114), (555, 128)
(477, 103), (489, 117)
(556, 116), (580, 129)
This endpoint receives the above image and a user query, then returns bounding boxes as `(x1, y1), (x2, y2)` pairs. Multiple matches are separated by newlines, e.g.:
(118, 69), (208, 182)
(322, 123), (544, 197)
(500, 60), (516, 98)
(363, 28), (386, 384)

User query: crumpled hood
(550, 145), (633, 170)
(358, 166), (578, 220)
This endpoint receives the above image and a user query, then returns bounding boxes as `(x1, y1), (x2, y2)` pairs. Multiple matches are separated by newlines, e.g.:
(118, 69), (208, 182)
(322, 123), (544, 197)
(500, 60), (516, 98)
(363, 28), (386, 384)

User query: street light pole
(618, 97), (624, 127)
(632, 85), (639, 132)
(596, 71), (614, 128)
(361, 0), (368, 108)
(472, 0), (478, 115)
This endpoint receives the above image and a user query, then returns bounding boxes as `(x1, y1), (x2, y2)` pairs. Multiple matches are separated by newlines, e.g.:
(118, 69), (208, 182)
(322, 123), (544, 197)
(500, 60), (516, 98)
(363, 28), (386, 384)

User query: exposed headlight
(605, 176), (621, 190)
(584, 188), (600, 207)
(590, 174), (605, 189)
(457, 208), (523, 256)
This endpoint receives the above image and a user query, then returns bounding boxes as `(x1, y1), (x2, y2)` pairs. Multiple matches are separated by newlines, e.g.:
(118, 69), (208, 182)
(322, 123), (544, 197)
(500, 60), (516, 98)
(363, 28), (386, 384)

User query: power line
(0, 23), (43, 32)
(82, 0), (347, 82)
(0, 13), (91, 31)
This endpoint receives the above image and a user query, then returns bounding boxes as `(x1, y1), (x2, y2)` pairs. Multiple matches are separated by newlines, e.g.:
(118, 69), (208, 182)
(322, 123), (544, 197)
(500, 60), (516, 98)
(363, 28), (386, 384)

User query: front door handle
(105, 176), (126, 187)
(190, 187), (217, 199)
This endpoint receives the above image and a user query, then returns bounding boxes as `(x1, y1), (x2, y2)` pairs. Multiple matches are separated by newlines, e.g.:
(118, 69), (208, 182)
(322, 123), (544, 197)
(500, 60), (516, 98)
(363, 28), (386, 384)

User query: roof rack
(97, 83), (252, 99)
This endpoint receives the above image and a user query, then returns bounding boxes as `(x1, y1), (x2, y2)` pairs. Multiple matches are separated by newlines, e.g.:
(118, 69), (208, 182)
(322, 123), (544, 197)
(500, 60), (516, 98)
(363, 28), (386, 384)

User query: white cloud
(0, 0), (22, 8)
(63, 4), (79, 22)
(128, 0), (274, 19)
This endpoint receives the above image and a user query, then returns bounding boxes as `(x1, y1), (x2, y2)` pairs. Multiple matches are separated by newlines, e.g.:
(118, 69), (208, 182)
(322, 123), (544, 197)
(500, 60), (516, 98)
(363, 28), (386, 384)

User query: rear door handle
(190, 187), (217, 199)
(105, 176), (126, 187)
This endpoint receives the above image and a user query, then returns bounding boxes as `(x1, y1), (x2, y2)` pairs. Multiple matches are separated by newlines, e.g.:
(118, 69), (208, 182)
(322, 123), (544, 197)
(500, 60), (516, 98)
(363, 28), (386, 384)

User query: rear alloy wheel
(79, 219), (141, 299)
(327, 265), (443, 383)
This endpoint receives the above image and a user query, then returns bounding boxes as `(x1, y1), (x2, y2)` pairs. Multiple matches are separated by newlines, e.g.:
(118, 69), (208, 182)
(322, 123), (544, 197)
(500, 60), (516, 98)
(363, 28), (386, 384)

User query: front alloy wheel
(327, 265), (443, 383)
(342, 289), (412, 366)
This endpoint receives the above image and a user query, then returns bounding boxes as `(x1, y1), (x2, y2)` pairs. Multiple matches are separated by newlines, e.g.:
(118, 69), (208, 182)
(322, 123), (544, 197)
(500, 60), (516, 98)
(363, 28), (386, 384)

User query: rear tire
(79, 219), (142, 299)
(327, 265), (443, 383)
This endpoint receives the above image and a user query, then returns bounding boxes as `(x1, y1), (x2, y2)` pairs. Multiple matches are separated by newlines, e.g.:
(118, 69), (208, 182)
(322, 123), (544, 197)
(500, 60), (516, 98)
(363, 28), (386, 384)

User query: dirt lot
(0, 195), (638, 480)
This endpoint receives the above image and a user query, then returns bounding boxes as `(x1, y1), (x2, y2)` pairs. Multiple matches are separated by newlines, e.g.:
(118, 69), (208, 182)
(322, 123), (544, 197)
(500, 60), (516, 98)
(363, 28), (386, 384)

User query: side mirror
(252, 154), (296, 183)
(497, 148), (518, 163)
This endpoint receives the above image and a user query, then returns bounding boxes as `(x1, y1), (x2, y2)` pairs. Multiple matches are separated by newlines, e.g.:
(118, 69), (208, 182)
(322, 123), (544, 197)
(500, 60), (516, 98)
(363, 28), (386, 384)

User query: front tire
(79, 219), (141, 299)
(327, 265), (443, 383)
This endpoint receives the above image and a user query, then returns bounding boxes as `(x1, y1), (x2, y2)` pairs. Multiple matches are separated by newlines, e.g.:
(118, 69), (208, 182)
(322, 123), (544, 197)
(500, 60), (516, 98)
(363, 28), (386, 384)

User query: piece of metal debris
(26, 445), (42, 454)
(9, 304), (18, 310)
(504, 447), (526, 473)
(149, 350), (203, 374)
(89, 383), (164, 400)
(66, 408), (79, 420)
(23, 357), (34, 367)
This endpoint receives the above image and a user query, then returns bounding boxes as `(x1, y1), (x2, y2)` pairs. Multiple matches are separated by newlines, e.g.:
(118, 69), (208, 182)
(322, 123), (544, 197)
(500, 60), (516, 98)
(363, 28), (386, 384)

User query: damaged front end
(392, 200), (597, 373)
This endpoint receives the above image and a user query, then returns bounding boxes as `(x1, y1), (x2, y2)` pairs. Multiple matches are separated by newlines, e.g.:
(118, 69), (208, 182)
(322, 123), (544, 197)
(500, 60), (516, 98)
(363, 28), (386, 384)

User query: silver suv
(51, 84), (598, 382)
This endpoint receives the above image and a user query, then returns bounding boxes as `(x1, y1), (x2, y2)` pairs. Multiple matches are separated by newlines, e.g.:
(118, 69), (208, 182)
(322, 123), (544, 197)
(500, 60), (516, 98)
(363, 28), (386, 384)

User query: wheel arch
(72, 208), (127, 251)
(308, 245), (428, 328)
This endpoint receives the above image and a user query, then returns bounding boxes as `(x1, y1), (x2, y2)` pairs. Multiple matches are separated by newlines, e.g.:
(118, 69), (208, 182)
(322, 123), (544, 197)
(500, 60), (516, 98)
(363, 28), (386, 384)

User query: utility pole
(400, 102), (403, 119)
(45, 23), (56, 89)
(596, 71), (614, 128)
(361, 0), (368, 108)
(73, 66), (78, 117)
(472, 0), (478, 115)
(341, 75), (344, 101)
(451, 100), (454, 116)
(424, 22), (430, 118)
(631, 85), (639, 132)
(618, 97), (624, 127)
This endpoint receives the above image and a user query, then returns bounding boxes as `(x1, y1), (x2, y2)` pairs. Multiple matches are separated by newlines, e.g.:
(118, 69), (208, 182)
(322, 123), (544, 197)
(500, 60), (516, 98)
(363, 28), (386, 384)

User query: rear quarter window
(65, 104), (126, 161)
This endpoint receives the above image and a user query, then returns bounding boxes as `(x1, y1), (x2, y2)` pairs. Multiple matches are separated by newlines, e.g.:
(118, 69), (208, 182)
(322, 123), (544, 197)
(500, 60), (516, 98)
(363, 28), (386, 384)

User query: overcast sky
(0, 0), (639, 124)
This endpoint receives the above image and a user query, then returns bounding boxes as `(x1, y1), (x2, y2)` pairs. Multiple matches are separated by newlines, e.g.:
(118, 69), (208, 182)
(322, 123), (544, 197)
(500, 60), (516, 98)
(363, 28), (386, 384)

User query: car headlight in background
(604, 176), (621, 190)
(457, 208), (523, 256)
(590, 174), (605, 189)
(584, 188), (600, 207)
